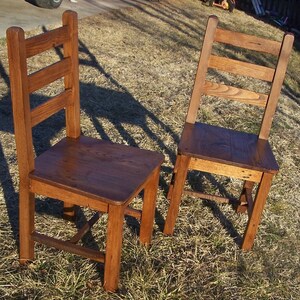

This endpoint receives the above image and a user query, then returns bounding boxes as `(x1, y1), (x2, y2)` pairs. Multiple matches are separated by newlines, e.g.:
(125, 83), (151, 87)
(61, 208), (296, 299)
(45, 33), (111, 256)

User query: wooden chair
(163, 15), (294, 250)
(6, 10), (164, 291)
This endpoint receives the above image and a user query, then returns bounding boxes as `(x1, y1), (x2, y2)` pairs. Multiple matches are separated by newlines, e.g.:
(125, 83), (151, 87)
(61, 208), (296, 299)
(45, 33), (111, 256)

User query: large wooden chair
(7, 10), (164, 291)
(163, 15), (294, 250)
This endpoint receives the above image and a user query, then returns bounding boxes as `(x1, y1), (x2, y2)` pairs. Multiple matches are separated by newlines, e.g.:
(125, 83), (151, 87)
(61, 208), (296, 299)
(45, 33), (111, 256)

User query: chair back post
(185, 15), (218, 124)
(62, 11), (81, 139)
(259, 32), (294, 140)
(6, 27), (35, 182)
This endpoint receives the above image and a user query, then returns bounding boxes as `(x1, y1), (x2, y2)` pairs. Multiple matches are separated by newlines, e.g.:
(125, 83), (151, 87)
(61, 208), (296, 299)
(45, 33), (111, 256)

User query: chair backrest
(7, 10), (80, 182)
(186, 15), (294, 140)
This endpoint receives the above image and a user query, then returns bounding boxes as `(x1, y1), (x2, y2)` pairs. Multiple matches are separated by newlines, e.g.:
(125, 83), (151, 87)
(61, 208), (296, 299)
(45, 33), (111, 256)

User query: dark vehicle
(34, 0), (63, 9)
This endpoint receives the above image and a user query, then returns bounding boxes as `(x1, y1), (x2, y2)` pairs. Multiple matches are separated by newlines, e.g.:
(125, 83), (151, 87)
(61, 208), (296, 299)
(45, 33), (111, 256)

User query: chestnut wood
(30, 136), (163, 204)
(180, 123), (279, 174)
(32, 231), (106, 263)
(259, 33), (295, 140)
(242, 173), (273, 250)
(208, 55), (275, 82)
(25, 26), (69, 58)
(237, 181), (255, 214)
(164, 155), (190, 235)
(186, 15), (218, 124)
(164, 15), (294, 250)
(184, 190), (231, 204)
(68, 212), (101, 244)
(214, 28), (282, 56)
(204, 81), (268, 107)
(7, 10), (163, 292)
(31, 90), (71, 127)
(28, 58), (71, 93)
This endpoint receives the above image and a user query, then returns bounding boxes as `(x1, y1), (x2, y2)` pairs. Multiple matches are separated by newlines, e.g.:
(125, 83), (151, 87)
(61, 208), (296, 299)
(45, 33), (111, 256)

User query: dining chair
(163, 15), (294, 250)
(7, 10), (164, 291)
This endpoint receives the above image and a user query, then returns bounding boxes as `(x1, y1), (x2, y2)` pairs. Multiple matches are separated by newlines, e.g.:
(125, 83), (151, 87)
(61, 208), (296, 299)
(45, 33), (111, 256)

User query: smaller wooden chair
(7, 10), (164, 291)
(163, 15), (294, 250)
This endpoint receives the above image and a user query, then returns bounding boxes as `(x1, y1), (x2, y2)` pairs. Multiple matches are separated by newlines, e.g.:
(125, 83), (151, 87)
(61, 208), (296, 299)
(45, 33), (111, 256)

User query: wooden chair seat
(30, 136), (163, 205)
(179, 122), (279, 173)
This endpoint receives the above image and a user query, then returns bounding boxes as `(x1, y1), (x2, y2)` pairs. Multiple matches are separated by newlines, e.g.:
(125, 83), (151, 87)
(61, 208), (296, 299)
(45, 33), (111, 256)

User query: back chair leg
(140, 167), (160, 245)
(164, 155), (190, 235)
(237, 180), (255, 213)
(104, 205), (125, 292)
(19, 188), (35, 264)
(63, 203), (76, 221)
(242, 172), (273, 250)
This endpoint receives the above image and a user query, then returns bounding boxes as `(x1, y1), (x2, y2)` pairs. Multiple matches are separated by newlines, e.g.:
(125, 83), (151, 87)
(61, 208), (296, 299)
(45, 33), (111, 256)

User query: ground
(0, 0), (299, 299)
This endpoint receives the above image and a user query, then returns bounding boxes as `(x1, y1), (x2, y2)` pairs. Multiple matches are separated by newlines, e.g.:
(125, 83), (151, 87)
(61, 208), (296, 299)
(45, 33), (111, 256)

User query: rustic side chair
(163, 15), (294, 250)
(7, 10), (164, 291)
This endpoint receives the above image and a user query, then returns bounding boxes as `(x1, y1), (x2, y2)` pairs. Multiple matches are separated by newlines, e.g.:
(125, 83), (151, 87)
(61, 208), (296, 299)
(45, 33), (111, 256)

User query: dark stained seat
(179, 122), (279, 173)
(163, 15), (294, 250)
(31, 136), (163, 204)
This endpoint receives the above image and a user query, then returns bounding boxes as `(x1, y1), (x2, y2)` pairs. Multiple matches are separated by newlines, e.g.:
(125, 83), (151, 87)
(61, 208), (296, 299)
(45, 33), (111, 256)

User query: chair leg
(139, 167), (160, 245)
(63, 203), (76, 221)
(242, 172), (273, 251)
(19, 187), (35, 264)
(236, 180), (255, 213)
(103, 205), (124, 292)
(164, 154), (190, 235)
(167, 156), (180, 200)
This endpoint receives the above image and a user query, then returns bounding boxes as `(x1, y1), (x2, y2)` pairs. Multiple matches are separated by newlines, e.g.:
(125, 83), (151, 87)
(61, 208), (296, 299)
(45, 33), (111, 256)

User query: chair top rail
(25, 26), (69, 58)
(215, 28), (282, 56)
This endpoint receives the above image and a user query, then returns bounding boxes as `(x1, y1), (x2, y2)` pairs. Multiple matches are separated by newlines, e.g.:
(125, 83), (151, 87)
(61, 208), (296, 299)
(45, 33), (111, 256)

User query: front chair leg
(242, 172), (273, 250)
(167, 156), (180, 200)
(19, 187), (35, 264)
(164, 155), (190, 235)
(104, 205), (124, 292)
(139, 166), (160, 245)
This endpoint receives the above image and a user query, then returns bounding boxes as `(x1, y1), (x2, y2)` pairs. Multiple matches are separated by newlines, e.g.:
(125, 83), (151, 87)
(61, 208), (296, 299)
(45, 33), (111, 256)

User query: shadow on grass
(188, 171), (243, 246)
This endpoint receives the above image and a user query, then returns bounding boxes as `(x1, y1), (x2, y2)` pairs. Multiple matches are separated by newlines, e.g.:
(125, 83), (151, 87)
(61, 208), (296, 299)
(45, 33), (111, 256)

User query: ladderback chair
(163, 15), (294, 250)
(7, 10), (164, 291)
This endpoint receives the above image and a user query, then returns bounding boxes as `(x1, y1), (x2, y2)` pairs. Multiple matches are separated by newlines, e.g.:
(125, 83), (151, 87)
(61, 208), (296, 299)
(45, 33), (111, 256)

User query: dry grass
(0, 0), (299, 299)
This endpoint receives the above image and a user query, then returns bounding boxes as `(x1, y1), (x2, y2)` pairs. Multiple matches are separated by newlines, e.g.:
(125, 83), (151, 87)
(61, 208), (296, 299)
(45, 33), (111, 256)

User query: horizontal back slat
(28, 57), (71, 93)
(215, 28), (282, 56)
(25, 26), (69, 58)
(208, 55), (275, 82)
(31, 89), (72, 127)
(204, 81), (268, 107)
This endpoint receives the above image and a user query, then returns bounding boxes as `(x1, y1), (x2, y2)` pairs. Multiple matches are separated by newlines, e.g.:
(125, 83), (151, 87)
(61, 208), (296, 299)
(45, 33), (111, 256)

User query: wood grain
(28, 58), (71, 93)
(30, 136), (163, 204)
(25, 25), (69, 58)
(179, 122), (279, 173)
(204, 81), (268, 107)
(208, 55), (275, 82)
(8, 10), (164, 291)
(215, 28), (281, 56)
(30, 89), (71, 127)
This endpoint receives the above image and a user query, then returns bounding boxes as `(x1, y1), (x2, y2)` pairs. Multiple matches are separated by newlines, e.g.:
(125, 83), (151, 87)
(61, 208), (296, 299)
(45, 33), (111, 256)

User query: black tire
(34, 0), (63, 9)
(228, 0), (235, 12)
